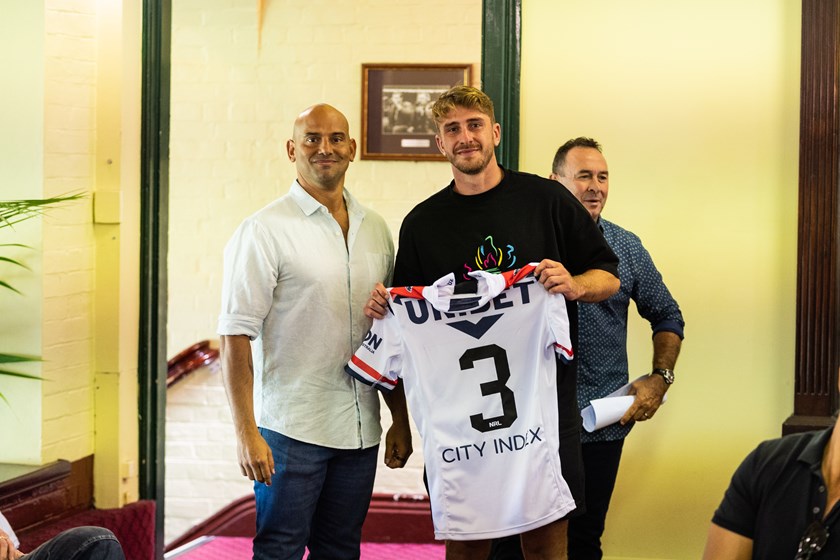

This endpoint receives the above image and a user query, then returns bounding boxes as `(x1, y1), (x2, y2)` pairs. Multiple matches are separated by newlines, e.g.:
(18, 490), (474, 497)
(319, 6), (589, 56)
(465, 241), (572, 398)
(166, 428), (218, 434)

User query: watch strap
(651, 368), (674, 384)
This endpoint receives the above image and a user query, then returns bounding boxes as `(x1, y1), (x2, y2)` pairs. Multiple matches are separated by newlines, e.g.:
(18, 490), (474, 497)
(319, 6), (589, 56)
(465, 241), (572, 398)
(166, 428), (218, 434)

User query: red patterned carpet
(165, 536), (446, 559)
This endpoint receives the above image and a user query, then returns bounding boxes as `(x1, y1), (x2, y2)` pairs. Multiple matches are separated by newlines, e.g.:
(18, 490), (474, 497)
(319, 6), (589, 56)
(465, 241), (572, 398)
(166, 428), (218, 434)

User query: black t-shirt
(392, 165), (618, 394)
(392, 166), (619, 511)
(393, 166), (619, 351)
(394, 166), (618, 288)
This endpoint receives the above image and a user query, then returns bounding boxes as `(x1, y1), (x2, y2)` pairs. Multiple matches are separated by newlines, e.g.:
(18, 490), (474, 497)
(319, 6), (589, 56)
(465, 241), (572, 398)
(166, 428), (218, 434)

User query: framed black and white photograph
(361, 63), (472, 160)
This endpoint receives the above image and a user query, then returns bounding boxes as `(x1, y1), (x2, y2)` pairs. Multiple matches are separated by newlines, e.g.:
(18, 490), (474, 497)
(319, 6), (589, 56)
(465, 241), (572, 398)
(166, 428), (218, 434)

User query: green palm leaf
(0, 255), (30, 269)
(0, 353), (41, 364)
(0, 192), (84, 297)
(0, 354), (43, 406)
(0, 353), (42, 379)
(0, 368), (42, 380)
(0, 193), (85, 229)
(0, 280), (22, 295)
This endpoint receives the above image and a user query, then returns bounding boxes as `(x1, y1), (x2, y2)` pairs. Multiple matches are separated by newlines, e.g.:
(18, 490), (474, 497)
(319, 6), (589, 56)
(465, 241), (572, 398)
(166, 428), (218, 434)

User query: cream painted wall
(166, 0), (481, 538)
(0, 1), (45, 464)
(521, 1), (800, 558)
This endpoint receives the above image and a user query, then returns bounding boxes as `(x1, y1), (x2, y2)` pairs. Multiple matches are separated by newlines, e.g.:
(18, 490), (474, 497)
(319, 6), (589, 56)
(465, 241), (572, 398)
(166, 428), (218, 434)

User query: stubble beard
(449, 144), (492, 176)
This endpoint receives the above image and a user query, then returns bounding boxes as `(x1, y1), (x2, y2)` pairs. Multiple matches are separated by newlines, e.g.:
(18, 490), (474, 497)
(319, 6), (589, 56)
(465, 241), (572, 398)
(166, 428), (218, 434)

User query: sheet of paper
(580, 375), (668, 432)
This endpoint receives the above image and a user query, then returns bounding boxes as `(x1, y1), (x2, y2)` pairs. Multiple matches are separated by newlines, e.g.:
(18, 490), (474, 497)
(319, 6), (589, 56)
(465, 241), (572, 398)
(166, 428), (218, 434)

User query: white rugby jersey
(346, 263), (576, 540)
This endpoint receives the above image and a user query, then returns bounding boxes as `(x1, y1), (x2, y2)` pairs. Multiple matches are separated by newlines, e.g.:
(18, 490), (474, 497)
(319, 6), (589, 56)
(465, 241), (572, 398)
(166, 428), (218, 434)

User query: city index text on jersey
(441, 426), (544, 463)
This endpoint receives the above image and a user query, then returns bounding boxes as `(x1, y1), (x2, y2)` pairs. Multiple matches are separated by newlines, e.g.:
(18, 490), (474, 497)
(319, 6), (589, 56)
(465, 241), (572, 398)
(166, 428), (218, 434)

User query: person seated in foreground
(0, 511), (126, 560)
(702, 369), (840, 559)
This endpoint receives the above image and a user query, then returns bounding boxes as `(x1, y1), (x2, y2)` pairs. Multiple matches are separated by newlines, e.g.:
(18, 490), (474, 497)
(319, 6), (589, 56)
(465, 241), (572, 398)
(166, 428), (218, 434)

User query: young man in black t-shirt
(365, 86), (619, 560)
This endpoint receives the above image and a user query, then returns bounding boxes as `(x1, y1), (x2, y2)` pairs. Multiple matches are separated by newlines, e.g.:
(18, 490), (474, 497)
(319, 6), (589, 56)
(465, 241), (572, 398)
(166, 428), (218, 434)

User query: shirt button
(813, 506), (821, 515)
(819, 485), (826, 493)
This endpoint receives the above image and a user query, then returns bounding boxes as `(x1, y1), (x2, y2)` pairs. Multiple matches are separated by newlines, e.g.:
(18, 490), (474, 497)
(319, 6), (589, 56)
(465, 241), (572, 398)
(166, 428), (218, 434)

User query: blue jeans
(254, 428), (378, 560)
(23, 527), (125, 560)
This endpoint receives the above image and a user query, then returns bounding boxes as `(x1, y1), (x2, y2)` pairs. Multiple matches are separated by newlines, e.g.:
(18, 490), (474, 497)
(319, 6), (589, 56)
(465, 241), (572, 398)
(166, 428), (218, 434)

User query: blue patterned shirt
(578, 218), (684, 443)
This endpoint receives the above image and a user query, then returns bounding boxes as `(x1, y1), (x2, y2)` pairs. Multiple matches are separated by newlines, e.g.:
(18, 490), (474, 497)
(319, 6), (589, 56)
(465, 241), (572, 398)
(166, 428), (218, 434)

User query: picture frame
(361, 63), (473, 160)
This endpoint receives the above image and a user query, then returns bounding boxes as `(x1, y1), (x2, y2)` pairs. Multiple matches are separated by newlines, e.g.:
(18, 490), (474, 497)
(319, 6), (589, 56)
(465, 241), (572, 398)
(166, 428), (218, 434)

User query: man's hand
(382, 383), (413, 469)
(236, 429), (275, 485)
(220, 336), (274, 485)
(534, 259), (584, 300)
(364, 282), (390, 319)
(621, 374), (668, 425)
(0, 531), (23, 560)
(383, 420), (413, 469)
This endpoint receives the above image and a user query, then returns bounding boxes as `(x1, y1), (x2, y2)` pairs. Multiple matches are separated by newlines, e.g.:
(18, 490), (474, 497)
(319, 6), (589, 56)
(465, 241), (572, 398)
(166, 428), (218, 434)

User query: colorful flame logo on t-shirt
(462, 235), (517, 280)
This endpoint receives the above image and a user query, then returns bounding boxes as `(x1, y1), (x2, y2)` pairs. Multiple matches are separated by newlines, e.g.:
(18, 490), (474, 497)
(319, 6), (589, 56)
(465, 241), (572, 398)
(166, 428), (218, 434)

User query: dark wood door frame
(482, 0), (521, 170)
(784, 0), (840, 434)
(139, 1), (170, 557)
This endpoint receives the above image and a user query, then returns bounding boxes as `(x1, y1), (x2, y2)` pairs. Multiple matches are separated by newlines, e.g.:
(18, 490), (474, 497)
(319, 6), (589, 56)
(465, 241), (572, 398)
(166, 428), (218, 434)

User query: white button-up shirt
(218, 181), (394, 449)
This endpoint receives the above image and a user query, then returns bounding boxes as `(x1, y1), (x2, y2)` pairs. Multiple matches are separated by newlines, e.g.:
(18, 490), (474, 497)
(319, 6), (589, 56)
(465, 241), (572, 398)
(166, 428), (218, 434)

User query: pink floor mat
(166, 536), (446, 560)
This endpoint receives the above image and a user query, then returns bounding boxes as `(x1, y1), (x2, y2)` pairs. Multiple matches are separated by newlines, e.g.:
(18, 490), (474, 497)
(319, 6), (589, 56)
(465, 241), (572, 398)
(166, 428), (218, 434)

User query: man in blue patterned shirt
(550, 137), (685, 560)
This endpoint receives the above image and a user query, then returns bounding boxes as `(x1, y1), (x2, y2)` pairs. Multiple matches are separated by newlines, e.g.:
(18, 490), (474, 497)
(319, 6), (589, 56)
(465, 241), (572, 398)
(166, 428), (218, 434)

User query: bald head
(292, 104), (350, 138)
(287, 103), (356, 193)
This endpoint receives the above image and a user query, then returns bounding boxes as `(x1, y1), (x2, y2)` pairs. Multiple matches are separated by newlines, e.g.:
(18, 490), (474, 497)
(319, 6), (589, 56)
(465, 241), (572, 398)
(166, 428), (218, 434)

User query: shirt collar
(288, 180), (362, 219)
(596, 216), (608, 233)
(798, 426), (834, 473)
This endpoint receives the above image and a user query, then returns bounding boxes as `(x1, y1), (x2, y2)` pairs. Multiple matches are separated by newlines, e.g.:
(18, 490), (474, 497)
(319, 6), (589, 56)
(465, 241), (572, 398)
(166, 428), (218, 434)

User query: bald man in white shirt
(218, 104), (412, 560)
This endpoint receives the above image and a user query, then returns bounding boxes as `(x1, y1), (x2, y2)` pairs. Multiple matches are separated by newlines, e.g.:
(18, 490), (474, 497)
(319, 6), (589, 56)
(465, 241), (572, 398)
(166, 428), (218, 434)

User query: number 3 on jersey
(460, 344), (518, 433)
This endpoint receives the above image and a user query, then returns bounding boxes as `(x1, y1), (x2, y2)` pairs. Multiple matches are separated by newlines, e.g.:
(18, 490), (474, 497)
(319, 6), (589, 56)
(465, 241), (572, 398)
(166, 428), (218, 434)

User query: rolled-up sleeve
(217, 219), (278, 340)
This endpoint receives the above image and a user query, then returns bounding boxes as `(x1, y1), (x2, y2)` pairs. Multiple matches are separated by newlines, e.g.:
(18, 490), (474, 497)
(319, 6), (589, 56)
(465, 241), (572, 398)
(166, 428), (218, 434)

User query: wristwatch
(650, 368), (675, 385)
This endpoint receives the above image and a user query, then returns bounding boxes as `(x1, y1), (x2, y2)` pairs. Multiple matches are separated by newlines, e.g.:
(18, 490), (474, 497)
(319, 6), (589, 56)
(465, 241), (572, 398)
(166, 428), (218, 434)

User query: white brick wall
(165, 361), (252, 544)
(167, 0), (482, 508)
(41, 0), (98, 463)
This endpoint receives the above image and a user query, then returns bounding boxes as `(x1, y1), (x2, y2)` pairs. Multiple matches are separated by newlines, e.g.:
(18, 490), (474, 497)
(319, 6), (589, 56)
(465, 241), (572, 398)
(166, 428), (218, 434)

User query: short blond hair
(430, 85), (496, 127)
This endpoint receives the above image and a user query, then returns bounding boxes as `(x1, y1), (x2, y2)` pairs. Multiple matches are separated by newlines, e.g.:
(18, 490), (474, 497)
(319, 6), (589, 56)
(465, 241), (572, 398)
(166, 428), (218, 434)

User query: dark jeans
(567, 439), (624, 560)
(253, 428), (378, 560)
(23, 527), (125, 560)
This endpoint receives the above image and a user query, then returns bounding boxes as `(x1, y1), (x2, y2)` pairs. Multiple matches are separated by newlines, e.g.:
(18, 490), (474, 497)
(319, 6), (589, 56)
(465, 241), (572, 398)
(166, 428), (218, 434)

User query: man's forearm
(572, 268), (620, 303)
(652, 331), (682, 370)
(382, 382), (410, 425)
(220, 335), (259, 438)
